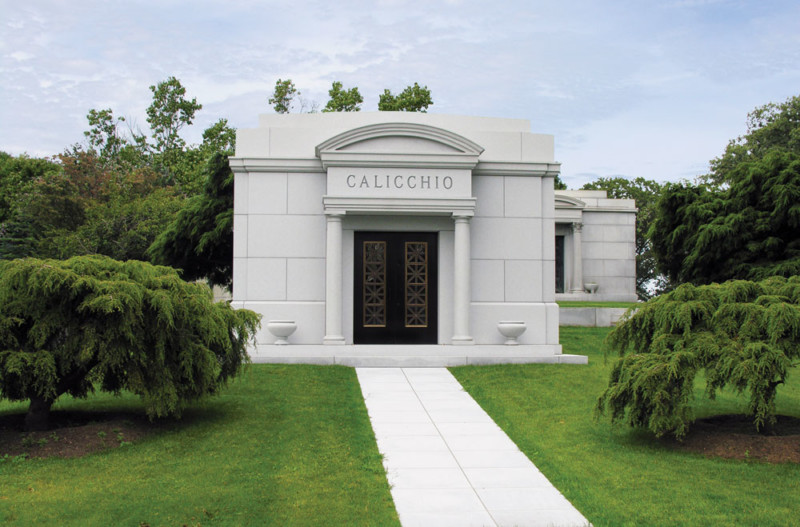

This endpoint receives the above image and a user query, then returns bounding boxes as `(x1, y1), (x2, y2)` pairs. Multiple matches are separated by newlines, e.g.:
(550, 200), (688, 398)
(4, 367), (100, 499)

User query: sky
(2, 0), (799, 188)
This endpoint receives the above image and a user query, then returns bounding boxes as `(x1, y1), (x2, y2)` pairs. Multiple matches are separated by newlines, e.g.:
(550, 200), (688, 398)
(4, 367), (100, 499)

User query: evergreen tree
(651, 151), (800, 284)
(0, 255), (260, 431)
(596, 276), (800, 439)
(147, 153), (235, 290)
(650, 94), (800, 285)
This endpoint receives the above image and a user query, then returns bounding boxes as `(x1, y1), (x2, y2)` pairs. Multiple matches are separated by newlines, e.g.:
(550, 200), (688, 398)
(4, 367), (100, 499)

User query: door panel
(354, 232), (438, 344)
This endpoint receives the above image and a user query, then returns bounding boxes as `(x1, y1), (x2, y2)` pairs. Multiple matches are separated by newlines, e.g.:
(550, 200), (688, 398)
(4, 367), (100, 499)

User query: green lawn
(0, 365), (399, 527)
(557, 301), (639, 308)
(3, 333), (798, 526)
(451, 327), (800, 527)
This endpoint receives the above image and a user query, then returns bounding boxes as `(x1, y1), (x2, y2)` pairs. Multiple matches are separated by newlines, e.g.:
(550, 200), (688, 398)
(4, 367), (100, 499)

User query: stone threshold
(250, 344), (588, 367)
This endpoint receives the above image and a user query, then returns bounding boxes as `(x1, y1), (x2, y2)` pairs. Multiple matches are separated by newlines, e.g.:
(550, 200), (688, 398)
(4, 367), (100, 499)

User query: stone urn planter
(267, 320), (297, 345)
(497, 321), (527, 345)
(584, 282), (599, 294)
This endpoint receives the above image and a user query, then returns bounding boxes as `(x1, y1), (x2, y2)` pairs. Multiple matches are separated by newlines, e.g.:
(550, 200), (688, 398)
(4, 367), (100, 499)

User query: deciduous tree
(146, 76), (203, 156)
(0, 255), (260, 431)
(269, 78), (298, 114)
(707, 94), (800, 186)
(322, 81), (364, 112)
(0, 152), (61, 224)
(378, 83), (433, 112)
(47, 189), (183, 262)
(84, 108), (128, 167)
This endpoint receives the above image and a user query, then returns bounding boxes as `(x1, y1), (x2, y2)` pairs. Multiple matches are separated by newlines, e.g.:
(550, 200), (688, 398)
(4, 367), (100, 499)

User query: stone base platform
(249, 344), (588, 367)
(559, 307), (632, 327)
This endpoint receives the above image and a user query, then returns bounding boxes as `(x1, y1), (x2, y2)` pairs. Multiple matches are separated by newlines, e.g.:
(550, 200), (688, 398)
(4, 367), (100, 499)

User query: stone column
(452, 215), (474, 345)
(324, 213), (346, 345)
(569, 222), (584, 294)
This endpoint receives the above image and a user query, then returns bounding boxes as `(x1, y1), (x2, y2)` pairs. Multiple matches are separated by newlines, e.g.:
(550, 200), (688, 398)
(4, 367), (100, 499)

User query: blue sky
(2, 0), (798, 187)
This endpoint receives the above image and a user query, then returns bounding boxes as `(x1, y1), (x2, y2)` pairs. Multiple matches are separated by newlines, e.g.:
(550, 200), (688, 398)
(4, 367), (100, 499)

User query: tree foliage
(145, 76), (203, 186)
(148, 153), (235, 290)
(47, 189), (183, 261)
(0, 150), (182, 262)
(378, 83), (433, 112)
(0, 152), (61, 224)
(269, 78), (298, 114)
(707, 94), (800, 186)
(83, 108), (129, 168)
(651, 94), (800, 285)
(1, 77), (235, 262)
(322, 81), (363, 112)
(596, 277), (800, 439)
(582, 176), (666, 299)
(651, 151), (800, 284)
(0, 255), (260, 431)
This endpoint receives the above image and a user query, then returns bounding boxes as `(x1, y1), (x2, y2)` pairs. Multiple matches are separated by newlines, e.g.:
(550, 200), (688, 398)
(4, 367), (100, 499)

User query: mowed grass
(557, 301), (639, 308)
(0, 365), (399, 527)
(451, 327), (800, 527)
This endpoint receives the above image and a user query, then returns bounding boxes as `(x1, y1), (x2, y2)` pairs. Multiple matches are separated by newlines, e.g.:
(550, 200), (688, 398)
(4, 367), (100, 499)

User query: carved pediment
(316, 122), (484, 169)
(554, 194), (586, 209)
(339, 135), (462, 154)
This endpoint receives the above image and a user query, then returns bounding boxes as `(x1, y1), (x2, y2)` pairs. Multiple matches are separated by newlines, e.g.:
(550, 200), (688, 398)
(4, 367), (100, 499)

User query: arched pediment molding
(554, 194), (586, 209)
(316, 122), (484, 169)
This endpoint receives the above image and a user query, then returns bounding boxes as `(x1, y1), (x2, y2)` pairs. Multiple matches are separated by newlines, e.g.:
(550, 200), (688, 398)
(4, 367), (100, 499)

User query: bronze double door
(354, 231), (438, 344)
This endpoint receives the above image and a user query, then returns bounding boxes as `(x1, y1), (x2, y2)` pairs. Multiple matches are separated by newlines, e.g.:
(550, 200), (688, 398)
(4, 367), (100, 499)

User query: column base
(451, 336), (474, 345)
(323, 336), (346, 345)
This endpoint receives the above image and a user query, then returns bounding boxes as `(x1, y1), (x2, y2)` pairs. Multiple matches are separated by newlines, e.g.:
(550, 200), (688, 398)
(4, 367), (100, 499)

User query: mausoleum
(230, 113), (636, 366)
(554, 190), (637, 302)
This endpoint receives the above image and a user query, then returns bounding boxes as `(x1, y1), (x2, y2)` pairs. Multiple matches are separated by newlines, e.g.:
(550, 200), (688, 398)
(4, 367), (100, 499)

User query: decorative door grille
(405, 242), (428, 327)
(362, 241), (387, 327)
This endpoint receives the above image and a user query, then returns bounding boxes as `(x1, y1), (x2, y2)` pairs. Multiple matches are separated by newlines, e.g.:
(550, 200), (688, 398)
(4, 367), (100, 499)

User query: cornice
(473, 161), (561, 177)
(229, 157), (324, 173)
(323, 196), (477, 216)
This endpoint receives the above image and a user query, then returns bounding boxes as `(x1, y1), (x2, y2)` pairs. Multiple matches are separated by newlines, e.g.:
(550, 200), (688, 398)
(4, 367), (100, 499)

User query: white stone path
(356, 368), (591, 527)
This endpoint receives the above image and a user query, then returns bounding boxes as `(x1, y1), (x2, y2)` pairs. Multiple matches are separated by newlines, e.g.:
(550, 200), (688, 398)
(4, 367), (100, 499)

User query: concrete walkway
(356, 368), (591, 527)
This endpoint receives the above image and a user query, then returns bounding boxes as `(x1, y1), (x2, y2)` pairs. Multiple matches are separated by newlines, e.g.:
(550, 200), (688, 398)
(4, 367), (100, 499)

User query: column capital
(325, 211), (345, 219)
(571, 221), (583, 232)
(453, 214), (472, 223)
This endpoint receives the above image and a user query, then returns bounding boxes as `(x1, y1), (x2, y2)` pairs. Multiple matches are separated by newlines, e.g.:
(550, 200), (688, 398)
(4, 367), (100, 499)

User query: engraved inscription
(346, 174), (453, 190)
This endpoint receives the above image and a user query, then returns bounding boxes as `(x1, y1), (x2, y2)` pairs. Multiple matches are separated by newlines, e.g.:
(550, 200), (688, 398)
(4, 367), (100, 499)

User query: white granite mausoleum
(230, 113), (635, 366)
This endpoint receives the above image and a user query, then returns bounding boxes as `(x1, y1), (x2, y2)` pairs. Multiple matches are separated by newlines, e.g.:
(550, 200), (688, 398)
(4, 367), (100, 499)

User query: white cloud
(0, 0), (798, 187)
(8, 51), (34, 61)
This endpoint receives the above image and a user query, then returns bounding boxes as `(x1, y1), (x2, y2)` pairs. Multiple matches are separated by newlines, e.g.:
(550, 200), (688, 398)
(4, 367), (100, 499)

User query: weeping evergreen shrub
(596, 276), (800, 439)
(0, 255), (260, 431)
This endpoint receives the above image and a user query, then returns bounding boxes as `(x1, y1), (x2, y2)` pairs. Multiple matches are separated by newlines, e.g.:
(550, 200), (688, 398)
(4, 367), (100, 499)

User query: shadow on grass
(0, 397), (244, 461)
(0, 400), (238, 432)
